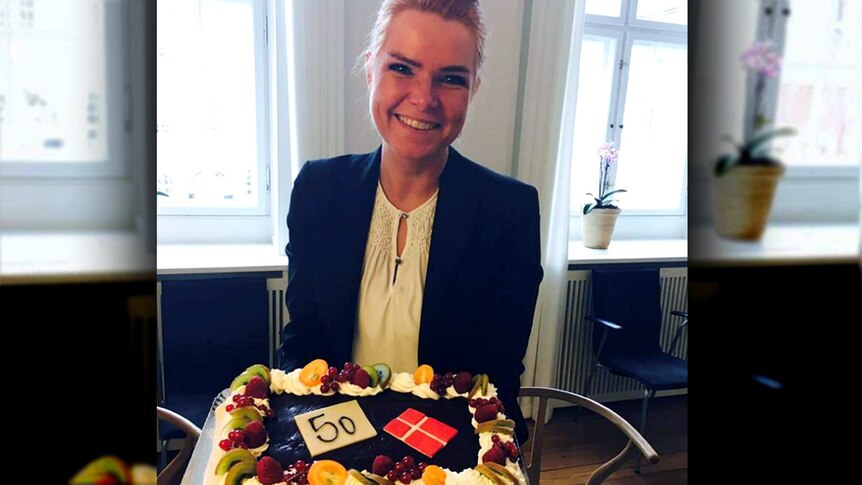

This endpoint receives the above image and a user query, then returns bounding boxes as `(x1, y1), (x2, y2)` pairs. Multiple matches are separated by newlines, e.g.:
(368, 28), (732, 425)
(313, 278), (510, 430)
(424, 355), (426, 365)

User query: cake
(203, 360), (526, 485)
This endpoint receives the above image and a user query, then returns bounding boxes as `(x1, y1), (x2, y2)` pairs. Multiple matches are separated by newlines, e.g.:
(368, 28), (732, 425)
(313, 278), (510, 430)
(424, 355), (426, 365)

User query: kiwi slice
(224, 461), (256, 485)
(229, 372), (255, 391)
(367, 473), (396, 485)
(244, 364), (271, 384)
(348, 469), (377, 485)
(228, 406), (263, 422)
(215, 449), (256, 475)
(373, 363), (392, 388)
(221, 416), (252, 438)
(361, 365), (380, 387)
(69, 456), (131, 484)
(475, 464), (507, 485)
(485, 462), (518, 483)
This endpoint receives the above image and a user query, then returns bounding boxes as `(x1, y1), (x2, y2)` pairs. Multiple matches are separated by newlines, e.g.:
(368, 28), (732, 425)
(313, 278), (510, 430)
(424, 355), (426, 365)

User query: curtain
(516, 0), (586, 419)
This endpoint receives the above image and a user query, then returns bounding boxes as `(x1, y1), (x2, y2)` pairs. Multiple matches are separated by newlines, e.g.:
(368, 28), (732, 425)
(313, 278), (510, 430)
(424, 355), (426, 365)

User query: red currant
(266, 408), (276, 418)
(400, 472), (412, 484)
(294, 460), (307, 472)
(417, 462), (428, 471)
(402, 456), (415, 468)
(233, 394), (243, 402)
(228, 430), (246, 443)
(320, 383), (331, 393)
(387, 471), (399, 482)
(225, 404), (235, 412)
(330, 382), (340, 392)
(491, 434), (501, 443)
(321, 375), (332, 384)
(394, 463), (404, 473)
(218, 439), (232, 451)
(411, 468), (422, 479)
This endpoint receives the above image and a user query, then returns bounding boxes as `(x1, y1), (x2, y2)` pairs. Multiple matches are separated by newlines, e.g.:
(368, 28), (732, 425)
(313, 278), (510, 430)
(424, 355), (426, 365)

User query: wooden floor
(521, 395), (687, 484)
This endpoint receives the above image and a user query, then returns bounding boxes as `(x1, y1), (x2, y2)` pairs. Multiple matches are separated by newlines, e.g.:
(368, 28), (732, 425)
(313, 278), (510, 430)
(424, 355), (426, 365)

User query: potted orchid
(582, 141), (626, 249)
(713, 40), (796, 240)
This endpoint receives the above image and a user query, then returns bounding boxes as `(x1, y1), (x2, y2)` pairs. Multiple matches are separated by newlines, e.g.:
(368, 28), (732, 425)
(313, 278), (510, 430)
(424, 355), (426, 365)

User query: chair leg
(575, 364), (600, 422)
(634, 388), (656, 474)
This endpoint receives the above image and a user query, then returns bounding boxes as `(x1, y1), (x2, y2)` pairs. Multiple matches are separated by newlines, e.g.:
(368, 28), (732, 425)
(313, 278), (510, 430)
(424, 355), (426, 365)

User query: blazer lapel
(420, 148), (479, 349)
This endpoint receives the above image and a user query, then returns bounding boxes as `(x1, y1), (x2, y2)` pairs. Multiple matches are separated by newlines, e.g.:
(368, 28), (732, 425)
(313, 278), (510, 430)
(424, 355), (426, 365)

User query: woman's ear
(471, 75), (482, 98)
(365, 51), (374, 87)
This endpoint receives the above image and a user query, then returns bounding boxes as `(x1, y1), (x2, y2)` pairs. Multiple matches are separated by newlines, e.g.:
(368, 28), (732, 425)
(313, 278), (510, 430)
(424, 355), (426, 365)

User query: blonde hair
(365, 0), (487, 73)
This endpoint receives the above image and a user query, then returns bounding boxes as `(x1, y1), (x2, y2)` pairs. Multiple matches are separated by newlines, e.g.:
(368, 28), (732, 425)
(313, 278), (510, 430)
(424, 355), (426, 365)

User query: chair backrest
(157, 407), (202, 485)
(519, 387), (658, 485)
(591, 268), (663, 357)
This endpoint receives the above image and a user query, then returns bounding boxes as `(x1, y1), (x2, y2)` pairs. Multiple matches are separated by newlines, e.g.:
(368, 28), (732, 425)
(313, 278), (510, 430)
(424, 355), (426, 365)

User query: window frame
(569, 0), (688, 233)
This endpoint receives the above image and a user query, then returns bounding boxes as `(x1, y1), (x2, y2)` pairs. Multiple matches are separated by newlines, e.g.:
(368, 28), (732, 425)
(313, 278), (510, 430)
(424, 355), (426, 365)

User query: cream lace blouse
(352, 182), (439, 373)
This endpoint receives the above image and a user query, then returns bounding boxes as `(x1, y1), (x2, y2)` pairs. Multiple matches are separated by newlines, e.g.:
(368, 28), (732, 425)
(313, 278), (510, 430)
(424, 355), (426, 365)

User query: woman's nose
(408, 77), (439, 110)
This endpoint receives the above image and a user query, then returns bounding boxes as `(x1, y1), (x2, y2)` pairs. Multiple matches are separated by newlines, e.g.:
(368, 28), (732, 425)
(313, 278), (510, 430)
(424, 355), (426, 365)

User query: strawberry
(352, 368), (372, 389)
(244, 420), (268, 448)
(474, 404), (499, 423)
(245, 376), (269, 399)
(454, 372), (473, 394)
(257, 456), (284, 485)
(372, 455), (396, 476)
(482, 446), (507, 466)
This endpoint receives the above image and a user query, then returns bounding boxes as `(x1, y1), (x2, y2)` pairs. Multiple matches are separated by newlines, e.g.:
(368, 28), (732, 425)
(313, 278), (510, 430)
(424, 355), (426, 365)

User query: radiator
(556, 268), (688, 403)
(267, 276), (289, 368)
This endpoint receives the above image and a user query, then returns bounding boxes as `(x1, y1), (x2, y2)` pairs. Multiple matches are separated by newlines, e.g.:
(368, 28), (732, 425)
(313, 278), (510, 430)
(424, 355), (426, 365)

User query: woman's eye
(441, 74), (468, 87)
(388, 63), (412, 75)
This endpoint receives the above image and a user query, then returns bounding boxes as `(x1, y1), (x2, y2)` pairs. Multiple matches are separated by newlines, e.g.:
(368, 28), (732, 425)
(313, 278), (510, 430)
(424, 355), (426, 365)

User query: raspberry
(474, 404), (499, 423)
(352, 368), (371, 388)
(372, 455), (395, 476)
(244, 420), (268, 448)
(482, 446), (507, 466)
(453, 372), (473, 393)
(256, 456), (284, 485)
(245, 376), (269, 399)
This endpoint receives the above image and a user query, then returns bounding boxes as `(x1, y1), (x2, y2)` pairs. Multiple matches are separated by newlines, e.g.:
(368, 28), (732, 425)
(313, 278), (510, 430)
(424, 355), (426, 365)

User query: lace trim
(365, 183), (438, 259)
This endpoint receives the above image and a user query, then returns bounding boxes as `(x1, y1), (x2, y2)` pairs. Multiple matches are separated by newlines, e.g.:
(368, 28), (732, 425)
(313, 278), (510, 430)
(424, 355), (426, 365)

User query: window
(570, 0), (687, 220)
(1, 0), (126, 177)
(772, 0), (860, 168)
(156, 0), (268, 215)
(0, 0), (136, 231)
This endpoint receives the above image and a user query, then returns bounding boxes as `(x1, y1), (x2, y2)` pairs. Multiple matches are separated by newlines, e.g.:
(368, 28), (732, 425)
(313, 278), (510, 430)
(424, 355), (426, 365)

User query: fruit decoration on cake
(204, 361), (526, 485)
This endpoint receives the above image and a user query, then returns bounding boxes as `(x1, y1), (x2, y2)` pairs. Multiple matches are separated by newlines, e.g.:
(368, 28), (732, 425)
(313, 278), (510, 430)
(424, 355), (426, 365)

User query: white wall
(343, 0), (526, 178)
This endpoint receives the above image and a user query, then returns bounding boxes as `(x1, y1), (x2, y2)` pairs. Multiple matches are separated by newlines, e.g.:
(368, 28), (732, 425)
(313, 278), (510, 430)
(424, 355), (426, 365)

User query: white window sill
(0, 230), (154, 285)
(568, 239), (688, 266)
(690, 224), (860, 267)
(157, 243), (288, 275)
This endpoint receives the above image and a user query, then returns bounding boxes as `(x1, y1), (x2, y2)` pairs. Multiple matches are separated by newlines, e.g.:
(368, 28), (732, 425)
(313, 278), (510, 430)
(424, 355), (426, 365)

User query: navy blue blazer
(279, 146), (543, 439)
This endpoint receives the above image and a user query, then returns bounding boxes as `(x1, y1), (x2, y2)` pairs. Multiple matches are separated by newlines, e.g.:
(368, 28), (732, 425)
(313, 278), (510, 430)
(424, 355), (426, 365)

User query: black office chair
(582, 268), (688, 472)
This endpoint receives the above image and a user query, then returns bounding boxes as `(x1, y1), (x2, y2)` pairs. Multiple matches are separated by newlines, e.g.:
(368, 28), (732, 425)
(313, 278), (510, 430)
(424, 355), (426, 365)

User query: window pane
(615, 38), (687, 211)
(569, 35), (618, 212)
(635, 0), (687, 25)
(0, 0), (108, 163)
(585, 0), (621, 18)
(773, 0), (861, 167)
(157, 0), (260, 209)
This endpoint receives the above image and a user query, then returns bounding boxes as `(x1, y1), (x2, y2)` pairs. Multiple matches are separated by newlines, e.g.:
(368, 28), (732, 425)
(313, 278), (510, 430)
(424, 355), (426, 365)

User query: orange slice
(308, 460), (348, 485)
(414, 364), (434, 385)
(299, 359), (329, 387)
(422, 465), (447, 485)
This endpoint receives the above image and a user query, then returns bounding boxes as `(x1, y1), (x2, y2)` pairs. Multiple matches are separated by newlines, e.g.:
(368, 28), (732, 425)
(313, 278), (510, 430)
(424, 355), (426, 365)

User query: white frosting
(339, 381), (384, 397)
(275, 369), (313, 395)
(389, 372), (417, 392)
(446, 386), (466, 399)
(411, 383), (441, 400)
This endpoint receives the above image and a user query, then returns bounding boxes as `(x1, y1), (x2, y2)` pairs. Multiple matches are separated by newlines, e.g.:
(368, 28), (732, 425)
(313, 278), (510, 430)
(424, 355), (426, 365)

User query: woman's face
(366, 9), (479, 165)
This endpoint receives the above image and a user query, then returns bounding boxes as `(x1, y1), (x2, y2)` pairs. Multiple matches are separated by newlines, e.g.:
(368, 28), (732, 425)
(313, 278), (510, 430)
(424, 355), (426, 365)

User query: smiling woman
(278, 0), (543, 445)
